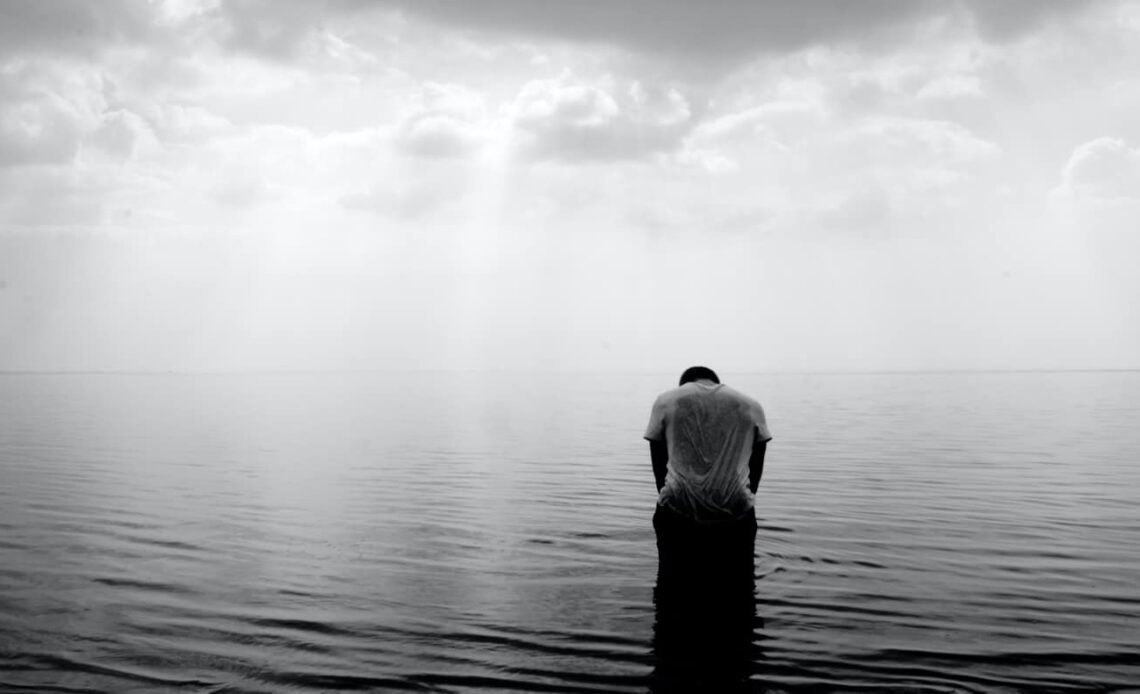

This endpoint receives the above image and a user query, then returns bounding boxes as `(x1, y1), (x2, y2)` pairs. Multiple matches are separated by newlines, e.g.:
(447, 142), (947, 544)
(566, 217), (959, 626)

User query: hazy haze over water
(2, 370), (1138, 692)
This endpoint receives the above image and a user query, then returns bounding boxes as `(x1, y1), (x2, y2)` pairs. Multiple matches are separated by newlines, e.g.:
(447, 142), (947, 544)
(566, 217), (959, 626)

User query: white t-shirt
(643, 380), (772, 521)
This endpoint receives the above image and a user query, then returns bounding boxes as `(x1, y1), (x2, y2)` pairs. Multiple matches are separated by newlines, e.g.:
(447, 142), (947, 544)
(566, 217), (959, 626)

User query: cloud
(856, 117), (999, 164)
(507, 75), (694, 162)
(0, 59), (166, 171)
(1060, 137), (1140, 200)
(964, 0), (1108, 40)
(682, 95), (997, 178)
(137, 103), (234, 145)
(212, 0), (336, 59)
(375, 0), (924, 63)
(0, 58), (170, 228)
(84, 109), (159, 162)
(0, 93), (85, 168)
(682, 99), (823, 157)
(0, 0), (157, 58)
(172, 0), (920, 68)
(374, 0), (1046, 71)
(0, 63), (105, 168)
(181, 124), (366, 215)
(916, 74), (984, 100)
(813, 118), (999, 224)
(1, 0), (1120, 75)
(392, 83), (488, 159)
(189, 0), (1121, 74)
(640, 100), (1002, 237)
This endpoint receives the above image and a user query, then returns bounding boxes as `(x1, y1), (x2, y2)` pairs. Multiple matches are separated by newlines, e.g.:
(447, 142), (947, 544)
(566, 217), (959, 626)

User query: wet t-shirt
(643, 381), (772, 522)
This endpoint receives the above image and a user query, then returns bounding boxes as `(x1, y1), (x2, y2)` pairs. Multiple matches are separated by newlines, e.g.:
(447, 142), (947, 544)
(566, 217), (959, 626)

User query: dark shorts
(653, 504), (757, 541)
(653, 504), (756, 573)
(653, 503), (757, 610)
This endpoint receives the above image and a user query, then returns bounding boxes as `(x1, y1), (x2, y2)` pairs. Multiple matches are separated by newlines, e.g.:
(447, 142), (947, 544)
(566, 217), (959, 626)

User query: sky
(0, 0), (1138, 373)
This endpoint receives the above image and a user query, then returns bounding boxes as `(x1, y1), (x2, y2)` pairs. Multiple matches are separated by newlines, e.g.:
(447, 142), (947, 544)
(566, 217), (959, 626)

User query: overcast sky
(0, 0), (1138, 373)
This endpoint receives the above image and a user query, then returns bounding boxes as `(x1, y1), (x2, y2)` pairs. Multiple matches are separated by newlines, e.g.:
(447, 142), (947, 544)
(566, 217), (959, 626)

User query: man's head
(678, 366), (720, 386)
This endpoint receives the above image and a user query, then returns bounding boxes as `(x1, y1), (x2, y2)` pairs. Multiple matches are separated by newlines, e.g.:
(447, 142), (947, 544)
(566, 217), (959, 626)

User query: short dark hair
(679, 366), (719, 385)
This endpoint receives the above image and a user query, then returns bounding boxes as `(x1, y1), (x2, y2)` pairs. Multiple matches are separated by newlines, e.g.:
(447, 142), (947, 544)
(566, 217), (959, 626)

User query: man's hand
(649, 439), (668, 492)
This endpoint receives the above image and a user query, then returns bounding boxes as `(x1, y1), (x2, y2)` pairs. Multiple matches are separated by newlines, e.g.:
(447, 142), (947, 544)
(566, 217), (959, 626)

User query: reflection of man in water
(644, 366), (771, 692)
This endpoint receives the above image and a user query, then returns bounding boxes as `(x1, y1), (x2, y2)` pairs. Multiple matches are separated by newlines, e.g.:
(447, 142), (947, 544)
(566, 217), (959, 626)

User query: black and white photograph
(1, 1), (1138, 692)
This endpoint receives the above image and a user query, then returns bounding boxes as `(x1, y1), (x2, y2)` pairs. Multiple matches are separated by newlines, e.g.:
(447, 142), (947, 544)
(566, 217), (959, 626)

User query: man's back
(644, 376), (771, 522)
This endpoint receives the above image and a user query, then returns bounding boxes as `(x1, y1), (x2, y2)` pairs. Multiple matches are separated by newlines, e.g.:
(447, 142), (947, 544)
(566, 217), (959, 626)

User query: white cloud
(0, 92), (84, 167)
(917, 74), (985, 100)
(1060, 137), (1140, 200)
(84, 109), (160, 162)
(392, 83), (489, 159)
(507, 75), (693, 162)
(0, 60), (164, 228)
(694, 100), (824, 142)
(0, 61), (108, 168)
(141, 103), (234, 145)
(677, 99), (823, 170)
(857, 117), (999, 164)
(667, 95), (998, 230)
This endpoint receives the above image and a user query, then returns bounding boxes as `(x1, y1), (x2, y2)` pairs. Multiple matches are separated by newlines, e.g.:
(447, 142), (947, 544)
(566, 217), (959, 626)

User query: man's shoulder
(717, 384), (765, 410)
(651, 385), (686, 407)
(651, 383), (704, 412)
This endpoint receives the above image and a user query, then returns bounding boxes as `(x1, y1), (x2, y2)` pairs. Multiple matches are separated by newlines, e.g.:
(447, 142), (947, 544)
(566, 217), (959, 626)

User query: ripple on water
(1, 371), (1139, 692)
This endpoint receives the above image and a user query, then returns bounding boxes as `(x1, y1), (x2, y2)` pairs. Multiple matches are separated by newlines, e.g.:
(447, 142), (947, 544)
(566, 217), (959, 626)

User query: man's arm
(649, 439), (669, 492)
(748, 429), (768, 494)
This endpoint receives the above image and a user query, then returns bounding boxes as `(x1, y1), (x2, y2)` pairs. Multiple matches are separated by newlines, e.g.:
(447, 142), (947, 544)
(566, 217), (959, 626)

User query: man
(645, 366), (771, 691)
(643, 366), (771, 535)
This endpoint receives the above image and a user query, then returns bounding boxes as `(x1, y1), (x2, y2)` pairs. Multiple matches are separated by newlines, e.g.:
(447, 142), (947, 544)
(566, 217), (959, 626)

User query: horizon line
(1, 367), (1138, 377)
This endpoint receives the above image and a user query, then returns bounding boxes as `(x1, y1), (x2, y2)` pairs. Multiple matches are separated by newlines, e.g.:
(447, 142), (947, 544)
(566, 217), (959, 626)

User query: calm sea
(1, 371), (1138, 693)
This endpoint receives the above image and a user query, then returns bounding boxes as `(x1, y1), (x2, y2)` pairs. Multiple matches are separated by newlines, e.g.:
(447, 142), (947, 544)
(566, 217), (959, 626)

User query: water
(1, 371), (1138, 692)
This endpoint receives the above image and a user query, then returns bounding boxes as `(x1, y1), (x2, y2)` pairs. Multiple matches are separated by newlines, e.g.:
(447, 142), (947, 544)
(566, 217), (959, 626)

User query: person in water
(643, 365), (771, 535)
(644, 366), (771, 691)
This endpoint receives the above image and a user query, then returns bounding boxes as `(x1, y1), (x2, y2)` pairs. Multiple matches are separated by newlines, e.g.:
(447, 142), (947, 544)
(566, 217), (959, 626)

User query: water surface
(1, 371), (1138, 692)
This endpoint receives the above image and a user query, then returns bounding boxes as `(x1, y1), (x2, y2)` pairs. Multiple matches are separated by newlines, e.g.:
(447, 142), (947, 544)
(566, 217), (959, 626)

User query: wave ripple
(2, 371), (1139, 692)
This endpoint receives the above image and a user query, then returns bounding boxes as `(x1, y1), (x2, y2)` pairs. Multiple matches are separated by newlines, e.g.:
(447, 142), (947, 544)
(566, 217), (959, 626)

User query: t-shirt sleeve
(643, 396), (667, 442)
(753, 402), (772, 443)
